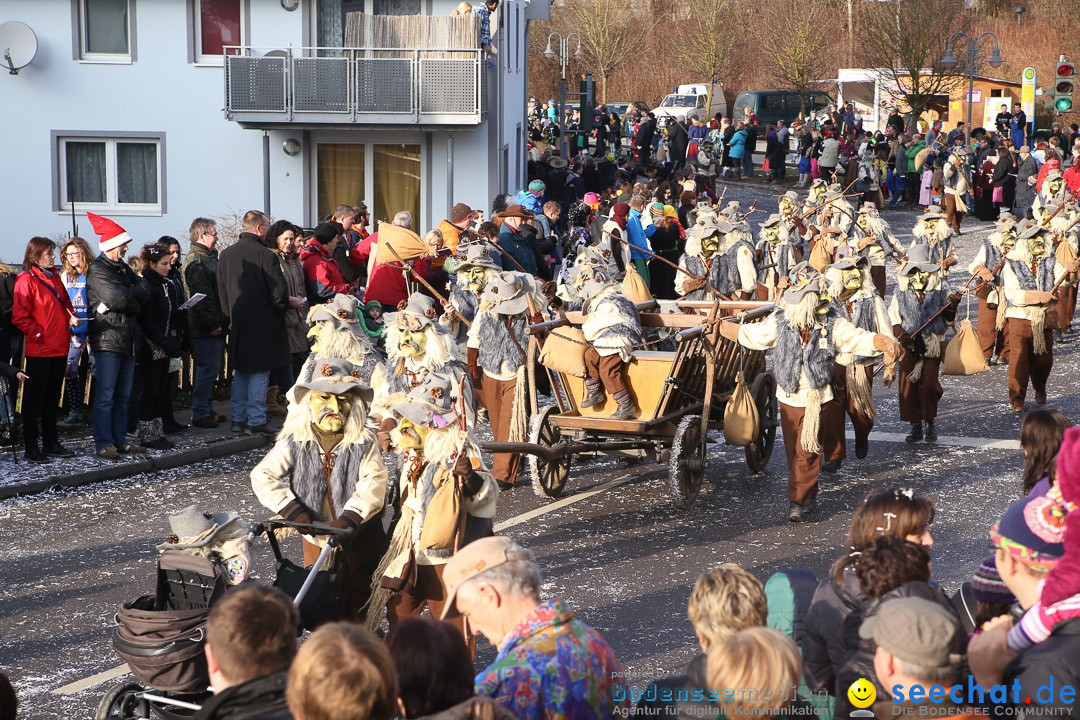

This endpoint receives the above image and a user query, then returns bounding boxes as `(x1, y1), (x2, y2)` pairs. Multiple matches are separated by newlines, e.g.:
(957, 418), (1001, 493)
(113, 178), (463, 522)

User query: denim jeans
(191, 337), (225, 420)
(231, 370), (270, 426)
(92, 351), (136, 450)
(742, 151), (754, 176)
(886, 170), (905, 206)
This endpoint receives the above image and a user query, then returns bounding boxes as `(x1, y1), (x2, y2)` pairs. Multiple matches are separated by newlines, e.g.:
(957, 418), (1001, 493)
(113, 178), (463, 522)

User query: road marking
(52, 663), (130, 695)
(494, 468), (644, 532)
(848, 430), (1020, 451)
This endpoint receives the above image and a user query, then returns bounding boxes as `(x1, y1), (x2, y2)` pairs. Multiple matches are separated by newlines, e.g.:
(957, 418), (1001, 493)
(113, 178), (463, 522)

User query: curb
(0, 434), (270, 501)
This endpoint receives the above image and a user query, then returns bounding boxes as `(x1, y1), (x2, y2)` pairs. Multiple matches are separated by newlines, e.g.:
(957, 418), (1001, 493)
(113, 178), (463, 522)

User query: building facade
(0, 0), (543, 262)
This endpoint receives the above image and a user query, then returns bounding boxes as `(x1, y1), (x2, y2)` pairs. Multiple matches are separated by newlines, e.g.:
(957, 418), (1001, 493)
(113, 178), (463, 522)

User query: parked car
(605, 100), (646, 117)
(732, 90), (833, 127)
(652, 84), (728, 122)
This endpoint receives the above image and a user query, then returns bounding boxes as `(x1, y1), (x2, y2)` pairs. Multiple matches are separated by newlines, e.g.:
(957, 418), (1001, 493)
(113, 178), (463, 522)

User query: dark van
(732, 90), (833, 126)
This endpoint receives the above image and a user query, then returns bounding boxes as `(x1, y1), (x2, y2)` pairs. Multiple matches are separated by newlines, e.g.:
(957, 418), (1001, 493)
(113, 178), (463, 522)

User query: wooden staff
(385, 244), (471, 329)
(609, 230), (733, 301)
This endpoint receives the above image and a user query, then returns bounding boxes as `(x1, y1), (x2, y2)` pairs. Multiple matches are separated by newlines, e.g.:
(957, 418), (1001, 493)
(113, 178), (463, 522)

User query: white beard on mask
(783, 292), (821, 331)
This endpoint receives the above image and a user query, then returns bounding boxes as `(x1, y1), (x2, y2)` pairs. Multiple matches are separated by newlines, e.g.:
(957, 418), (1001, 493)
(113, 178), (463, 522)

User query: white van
(651, 84), (727, 122)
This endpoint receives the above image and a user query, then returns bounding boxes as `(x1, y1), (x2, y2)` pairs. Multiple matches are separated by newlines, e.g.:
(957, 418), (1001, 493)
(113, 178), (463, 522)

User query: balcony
(224, 47), (486, 128)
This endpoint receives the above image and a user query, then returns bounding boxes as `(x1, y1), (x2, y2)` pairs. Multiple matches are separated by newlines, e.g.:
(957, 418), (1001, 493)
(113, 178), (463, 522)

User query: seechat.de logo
(847, 678), (876, 717)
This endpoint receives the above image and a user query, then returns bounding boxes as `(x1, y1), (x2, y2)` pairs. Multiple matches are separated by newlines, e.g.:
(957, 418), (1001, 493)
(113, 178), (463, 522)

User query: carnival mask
(459, 266), (490, 294)
(1048, 178), (1064, 196)
(857, 214), (871, 232)
(1002, 232), (1017, 253)
(920, 218), (939, 235)
(841, 267), (863, 292)
(309, 391), (353, 433)
(701, 234), (721, 257)
(1029, 235), (1048, 259)
(394, 417), (430, 451)
(816, 293), (833, 316)
(306, 324), (324, 353)
(779, 197), (796, 216)
(765, 228), (781, 246)
(910, 271), (931, 291)
(395, 316), (429, 358)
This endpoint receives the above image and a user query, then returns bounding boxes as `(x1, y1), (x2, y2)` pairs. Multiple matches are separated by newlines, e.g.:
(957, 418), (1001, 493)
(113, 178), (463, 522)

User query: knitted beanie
(971, 555), (1015, 606)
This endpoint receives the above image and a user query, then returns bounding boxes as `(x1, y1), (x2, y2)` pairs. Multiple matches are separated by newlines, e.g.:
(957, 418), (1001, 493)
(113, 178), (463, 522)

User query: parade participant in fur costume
(719, 263), (899, 523)
(442, 243), (502, 347)
(676, 218), (756, 300)
(556, 244), (621, 311)
(1049, 202), (1080, 335)
(376, 293), (474, 448)
(814, 191), (854, 237)
(823, 249), (892, 466)
(942, 148), (970, 233)
(889, 245), (961, 443)
(251, 356), (391, 625)
(1002, 224), (1078, 412)
(908, 205), (958, 273)
(296, 293), (387, 394)
(755, 214), (800, 301)
(969, 213), (1019, 364)
(578, 268), (644, 420)
(378, 372), (497, 646)
(849, 202), (902, 297)
(467, 271), (546, 489)
(1032, 170), (1070, 221)
(778, 190), (808, 247)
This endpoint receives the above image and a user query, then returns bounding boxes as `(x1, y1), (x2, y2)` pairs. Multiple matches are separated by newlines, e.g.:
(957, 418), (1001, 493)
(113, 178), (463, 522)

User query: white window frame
(74, 0), (135, 63)
(192, 0), (246, 65)
(54, 132), (166, 216)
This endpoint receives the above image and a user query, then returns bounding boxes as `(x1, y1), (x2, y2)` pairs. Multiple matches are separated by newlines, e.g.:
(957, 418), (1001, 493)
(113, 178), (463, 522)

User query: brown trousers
(1007, 318), (1054, 407)
(475, 374), (521, 485)
(825, 363), (874, 461)
(780, 399), (840, 504)
(897, 350), (943, 422)
(870, 266), (886, 299)
(976, 297), (1008, 360)
(1056, 285), (1077, 331)
(301, 520), (389, 625)
(385, 562), (475, 655)
(583, 347), (628, 395)
(942, 193), (964, 233)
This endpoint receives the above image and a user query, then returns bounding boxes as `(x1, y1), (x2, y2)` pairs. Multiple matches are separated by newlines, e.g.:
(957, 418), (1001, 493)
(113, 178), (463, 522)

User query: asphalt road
(4, 183), (1073, 719)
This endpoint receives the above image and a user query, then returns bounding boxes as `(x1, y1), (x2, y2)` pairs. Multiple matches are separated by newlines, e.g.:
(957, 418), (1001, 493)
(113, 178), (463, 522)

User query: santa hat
(87, 212), (132, 252)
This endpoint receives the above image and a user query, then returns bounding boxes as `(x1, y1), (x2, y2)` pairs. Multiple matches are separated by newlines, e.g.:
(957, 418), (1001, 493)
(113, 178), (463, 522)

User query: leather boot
(905, 421), (923, 443)
(610, 389), (637, 420)
(266, 386), (287, 418)
(924, 420), (937, 442)
(580, 380), (605, 409)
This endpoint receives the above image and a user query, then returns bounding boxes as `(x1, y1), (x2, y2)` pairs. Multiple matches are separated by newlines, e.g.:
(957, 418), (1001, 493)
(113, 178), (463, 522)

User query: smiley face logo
(847, 678), (876, 709)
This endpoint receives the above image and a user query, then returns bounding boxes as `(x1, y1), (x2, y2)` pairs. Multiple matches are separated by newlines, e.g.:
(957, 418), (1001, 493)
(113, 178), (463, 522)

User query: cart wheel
(670, 415), (706, 509)
(745, 372), (778, 474)
(527, 406), (571, 498)
(95, 681), (148, 720)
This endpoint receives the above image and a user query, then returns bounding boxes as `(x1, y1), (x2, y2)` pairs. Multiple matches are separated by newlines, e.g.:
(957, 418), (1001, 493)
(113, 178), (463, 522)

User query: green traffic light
(1056, 97), (1073, 111)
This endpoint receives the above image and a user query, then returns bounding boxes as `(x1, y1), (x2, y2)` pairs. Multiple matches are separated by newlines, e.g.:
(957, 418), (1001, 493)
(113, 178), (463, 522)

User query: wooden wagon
(485, 299), (778, 508)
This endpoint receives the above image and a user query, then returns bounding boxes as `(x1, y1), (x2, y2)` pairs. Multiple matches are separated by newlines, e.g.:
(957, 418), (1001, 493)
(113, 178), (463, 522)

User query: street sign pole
(1022, 66), (1036, 142)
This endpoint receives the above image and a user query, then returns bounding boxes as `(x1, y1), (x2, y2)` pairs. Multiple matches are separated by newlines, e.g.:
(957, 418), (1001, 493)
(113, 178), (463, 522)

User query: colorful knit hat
(990, 494), (1067, 572)
(970, 555), (1015, 606)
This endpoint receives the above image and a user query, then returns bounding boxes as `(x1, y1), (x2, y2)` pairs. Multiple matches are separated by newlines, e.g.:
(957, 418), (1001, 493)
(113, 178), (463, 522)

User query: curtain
(372, 0), (420, 15)
(199, 0), (242, 56)
(374, 144), (419, 226)
(317, 144), (366, 219)
(117, 143), (158, 204)
(65, 142), (107, 204)
(85, 0), (128, 54)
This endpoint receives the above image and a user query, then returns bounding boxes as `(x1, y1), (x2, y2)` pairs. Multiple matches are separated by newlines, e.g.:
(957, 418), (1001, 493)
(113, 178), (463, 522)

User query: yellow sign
(848, 678), (877, 709)
(1022, 66), (1036, 117)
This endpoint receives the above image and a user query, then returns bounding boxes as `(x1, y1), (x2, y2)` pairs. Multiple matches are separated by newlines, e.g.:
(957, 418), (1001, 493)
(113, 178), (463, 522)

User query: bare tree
(759, 0), (832, 116)
(556, 0), (646, 104)
(671, 0), (745, 115)
(858, 0), (970, 123)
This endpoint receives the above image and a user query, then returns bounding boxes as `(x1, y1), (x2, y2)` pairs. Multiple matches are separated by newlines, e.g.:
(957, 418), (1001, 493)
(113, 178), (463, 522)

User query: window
(55, 133), (165, 214)
(317, 0), (364, 48)
(372, 0), (420, 14)
(763, 94), (785, 110)
(194, 0), (243, 63)
(76, 0), (133, 61)
(317, 143), (366, 219)
(315, 142), (420, 227)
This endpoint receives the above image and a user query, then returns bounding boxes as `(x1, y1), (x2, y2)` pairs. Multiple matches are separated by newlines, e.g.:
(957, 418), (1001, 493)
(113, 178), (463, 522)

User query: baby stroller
(96, 509), (350, 720)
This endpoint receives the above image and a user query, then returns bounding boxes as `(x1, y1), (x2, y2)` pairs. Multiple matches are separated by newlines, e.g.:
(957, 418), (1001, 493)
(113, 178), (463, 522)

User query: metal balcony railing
(224, 46), (485, 125)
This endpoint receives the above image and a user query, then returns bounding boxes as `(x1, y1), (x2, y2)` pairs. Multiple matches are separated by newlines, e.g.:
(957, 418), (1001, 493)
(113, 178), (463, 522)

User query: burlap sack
(723, 371), (760, 446)
(539, 327), (588, 377)
(622, 264), (654, 303)
(808, 238), (833, 273)
(375, 222), (431, 263)
(418, 467), (463, 551)
(943, 319), (988, 375)
(914, 147), (931, 171)
(1056, 239), (1077, 276)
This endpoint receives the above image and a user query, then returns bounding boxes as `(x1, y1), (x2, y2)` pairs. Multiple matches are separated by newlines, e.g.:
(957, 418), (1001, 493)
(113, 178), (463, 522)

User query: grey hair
(457, 541), (542, 602)
(393, 211), (413, 229)
(894, 657), (960, 686)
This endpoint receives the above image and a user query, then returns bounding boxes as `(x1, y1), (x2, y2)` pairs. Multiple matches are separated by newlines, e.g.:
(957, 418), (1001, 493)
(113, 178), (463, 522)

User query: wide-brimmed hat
(293, 356), (374, 404)
(782, 262), (822, 304)
(497, 205), (535, 221)
(900, 244), (940, 275)
(481, 271), (536, 315)
(392, 372), (459, 428)
(1044, 170), (1064, 184)
(308, 293), (360, 329)
(695, 218), (730, 240)
(388, 293), (441, 329)
(1020, 223), (1049, 240)
(455, 243), (501, 271)
(547, 156), (568, 170)
(780, 190), (799, 203)
(761, 214), (783, 229)
(157, 505), (242, 551)
(830, 245), (867, 270)
(921, 205), (946, 220)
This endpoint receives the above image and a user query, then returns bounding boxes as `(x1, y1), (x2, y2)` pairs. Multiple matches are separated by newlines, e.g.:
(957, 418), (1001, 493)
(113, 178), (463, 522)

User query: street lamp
(542, 31), (581, 160)
(941, 31), (1004, 145)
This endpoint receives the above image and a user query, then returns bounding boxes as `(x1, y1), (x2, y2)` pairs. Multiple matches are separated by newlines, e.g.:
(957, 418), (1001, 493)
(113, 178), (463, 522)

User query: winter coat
(364, 256), (430, 309)
(279, 253), (310, 355)
(635, 120), (655, 149)
(1003, 616), (1080, 715)
(497, 224), (539, 277)
(802, 566), (866, 699)
(766, 569), (833, 720)
(819, 139), (841, 168)
(182, 242), (229, 338)
(216, 233), (290, 373)
(416, 696), (518, 720)
(165, 267), (190, 354)
(727, 129), (748, 160)
(87, 253), (150, 356)
(191, 671), (292, 720)
(0, 270), (15, 333)
(669, 121), (690, 161)
(137, 269), (182, 362)
(300, 239), (351, 304)
(13, 266), (75, 358)
(905, 140), (927, 173)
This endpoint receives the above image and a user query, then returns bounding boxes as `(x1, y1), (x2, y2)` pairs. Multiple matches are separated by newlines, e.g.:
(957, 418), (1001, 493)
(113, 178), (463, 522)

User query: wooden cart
(484, 300), (778, 509)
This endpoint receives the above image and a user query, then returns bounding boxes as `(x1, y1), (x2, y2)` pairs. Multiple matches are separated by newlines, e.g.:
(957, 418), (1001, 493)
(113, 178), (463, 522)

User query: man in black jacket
(86, 213), (151, 461)
(195, 584), (297, 720)
(216, 210), (295, 435)
(183, 218), (230, 429)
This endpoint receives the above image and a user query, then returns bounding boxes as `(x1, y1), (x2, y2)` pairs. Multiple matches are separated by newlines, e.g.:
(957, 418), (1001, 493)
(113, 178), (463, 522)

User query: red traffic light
(1058, 62), (1075, 77)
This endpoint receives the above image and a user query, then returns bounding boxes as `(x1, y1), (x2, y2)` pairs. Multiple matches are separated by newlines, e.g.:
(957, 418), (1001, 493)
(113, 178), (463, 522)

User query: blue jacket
(727, 129), (748, 159)
(626, 209), (655, 262)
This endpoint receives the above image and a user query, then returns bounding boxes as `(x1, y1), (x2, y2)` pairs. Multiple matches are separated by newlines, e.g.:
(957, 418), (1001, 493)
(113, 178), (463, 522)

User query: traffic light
(1055, 58), (1074, 112)
(578, 74), (595, 134)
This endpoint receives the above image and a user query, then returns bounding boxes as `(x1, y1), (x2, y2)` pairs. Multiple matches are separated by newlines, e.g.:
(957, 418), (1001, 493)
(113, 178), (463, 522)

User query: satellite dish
(0, 21), (37, 75)
(264, 49), (288, 59)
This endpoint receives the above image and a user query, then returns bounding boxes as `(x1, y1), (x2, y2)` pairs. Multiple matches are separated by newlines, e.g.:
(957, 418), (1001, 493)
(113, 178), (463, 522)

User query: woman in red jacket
(13, 236), (79, 463)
